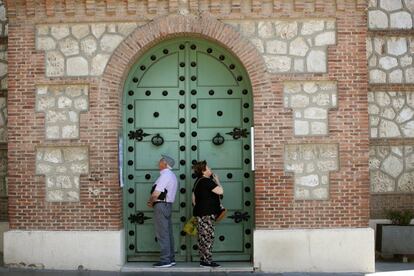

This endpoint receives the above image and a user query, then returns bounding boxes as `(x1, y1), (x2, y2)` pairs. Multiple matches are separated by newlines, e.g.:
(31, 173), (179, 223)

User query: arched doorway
(123, 37), (254, 262)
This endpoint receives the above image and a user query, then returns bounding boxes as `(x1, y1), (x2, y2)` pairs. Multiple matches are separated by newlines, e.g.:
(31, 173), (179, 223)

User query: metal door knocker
(212, 133), (225, 145)
(151, 134), (164, 146)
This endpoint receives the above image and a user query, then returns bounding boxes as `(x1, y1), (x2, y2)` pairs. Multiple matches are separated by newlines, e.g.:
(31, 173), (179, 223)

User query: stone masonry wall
(36, 23), (140, 77)
(226, 19), (336, 73)
(284, 144), (339, 200)
(368, 91), (414, 138)
(368, 0), (414, 30)
(35, 85), (88, 140)
(368, 0), (414, 218)
(36, 147), (89, 202)
(6, 0), (369, 230)
(284, 81), (337, 136)
(367, 36), (414, 84)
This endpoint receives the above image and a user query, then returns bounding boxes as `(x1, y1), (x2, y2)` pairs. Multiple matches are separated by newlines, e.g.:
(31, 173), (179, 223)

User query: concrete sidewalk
(0, 261), (412, 276)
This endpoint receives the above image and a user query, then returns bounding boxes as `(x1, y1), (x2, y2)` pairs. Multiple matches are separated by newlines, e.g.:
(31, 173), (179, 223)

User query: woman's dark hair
(192, 160), (207, 177)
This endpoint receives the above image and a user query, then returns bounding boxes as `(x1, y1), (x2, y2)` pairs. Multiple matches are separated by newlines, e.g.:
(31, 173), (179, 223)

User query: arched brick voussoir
(101, 13), (268, 106)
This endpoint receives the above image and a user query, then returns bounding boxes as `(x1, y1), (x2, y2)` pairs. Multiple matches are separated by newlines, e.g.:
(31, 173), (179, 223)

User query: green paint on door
(123, 38), (254, 262)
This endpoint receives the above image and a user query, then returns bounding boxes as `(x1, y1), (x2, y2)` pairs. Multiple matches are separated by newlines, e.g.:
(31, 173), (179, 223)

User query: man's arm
(147, 190), (161, 207)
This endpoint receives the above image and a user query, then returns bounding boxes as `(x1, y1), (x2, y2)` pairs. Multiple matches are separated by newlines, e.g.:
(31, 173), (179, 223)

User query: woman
(192, 160), (223, 268)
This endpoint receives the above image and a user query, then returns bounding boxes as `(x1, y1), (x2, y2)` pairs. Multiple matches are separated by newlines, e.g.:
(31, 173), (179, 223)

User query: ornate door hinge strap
(226, 128), (249, 139)
(128, 212), (151, 224)
(128, 128), (151, 141)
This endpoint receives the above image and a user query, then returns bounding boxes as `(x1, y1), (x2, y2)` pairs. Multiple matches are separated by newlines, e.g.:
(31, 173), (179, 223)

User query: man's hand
(147, 199), (153, 208)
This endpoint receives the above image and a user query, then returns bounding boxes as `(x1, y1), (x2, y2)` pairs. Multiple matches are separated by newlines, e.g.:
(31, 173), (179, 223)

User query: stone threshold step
(121, 262), (254, 273)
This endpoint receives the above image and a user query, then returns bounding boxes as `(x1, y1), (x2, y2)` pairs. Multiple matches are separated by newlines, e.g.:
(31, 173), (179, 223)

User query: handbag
(183, 216), (197, 236)
(216, 206), (227, 222)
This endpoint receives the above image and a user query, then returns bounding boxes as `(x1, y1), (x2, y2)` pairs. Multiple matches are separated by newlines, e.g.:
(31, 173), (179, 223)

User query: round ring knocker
(212, 133), (225, 145)
(151, 134), (164, 146)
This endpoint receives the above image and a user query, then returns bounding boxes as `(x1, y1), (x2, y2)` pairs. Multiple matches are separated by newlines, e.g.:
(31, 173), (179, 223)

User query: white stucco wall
(254, 228), (375, 273)
(4, 230), (125, 271)
(0, 221), (8, 253)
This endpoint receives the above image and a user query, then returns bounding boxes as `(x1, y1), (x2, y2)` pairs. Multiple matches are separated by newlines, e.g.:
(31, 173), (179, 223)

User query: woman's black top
(193, 177), (221, 217)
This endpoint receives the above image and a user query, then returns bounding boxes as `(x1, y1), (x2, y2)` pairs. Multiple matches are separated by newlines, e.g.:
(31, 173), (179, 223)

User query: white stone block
(46, 51), (65, 77)
(50, 25), (70, 40)
(396, 107), (414, 123)
(301, 20), (325, 35)
(239, 22), (256, 37)
(304, 107), (327, 120)
(402, 121), (414, 136)
(91, 24), (106, 39)
(57, 96), (72, 109)
(368, 10), (389, 29)
(311, 121), (327, 135)
(371, 170), (395, 192)
(254, 229), (375, 273)
(379, 56), (398, 70)
(258, 22), (274, 39)
(379, 120), (401, 137)
(264, 55), (291, 72)
(387, 37), (407, 56)
(390, 11), (413, 29)
(381, 155), (403, 178)
(290, 94), (309, 108)
(369, 69), (386, 83)
(289, 37), (309, 57)
(100, 34), (124, 53)
(380, 0), (403, 11)
(46, 126), (60, 140)
(294, 120), (309, 135)
(91, 54), (110, 76)
(405, 67), (414, 82)
(306, 50), (326, 72)
(398, 172), (414, 191)
(36, 37), (57, 51)
(4, 230), (125, 271)
(314, 32), (336, 46)
(382, 107), (396, 120)
(62, 125), (78, 139)
(71, 25), (90, 39)
(400, 55), (412, 67)
(43, 148), (63, 164)
(117, 23), (138, 36)
(303, 82), (318, 93)
(389, 69), (403, 83)
(293, 58), (304, 72)
(275, 21), (297, 40)
(67, 57), (89, 76)
(59, 37), (79, 57)
(266, 40), (287, 55)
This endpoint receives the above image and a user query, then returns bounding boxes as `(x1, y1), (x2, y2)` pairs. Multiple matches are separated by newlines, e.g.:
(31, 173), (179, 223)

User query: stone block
(285, 144), (339, 200)
(370, 146), (414, 193)
(369, 10), (389, 29)
(36, 146), (89, 202)
(36, 85), (89, 140)
(390, 12), (412, 29)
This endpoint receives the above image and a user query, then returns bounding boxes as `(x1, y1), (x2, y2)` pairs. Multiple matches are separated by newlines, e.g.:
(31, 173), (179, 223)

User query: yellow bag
(183, 216), (197, 236)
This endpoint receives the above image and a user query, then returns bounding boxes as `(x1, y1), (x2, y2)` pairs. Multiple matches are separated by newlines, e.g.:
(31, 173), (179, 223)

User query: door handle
(128, 212), (151, 224)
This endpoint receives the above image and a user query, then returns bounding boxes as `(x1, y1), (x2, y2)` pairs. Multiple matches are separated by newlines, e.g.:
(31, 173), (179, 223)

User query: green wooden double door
(123, 38), (254, 262)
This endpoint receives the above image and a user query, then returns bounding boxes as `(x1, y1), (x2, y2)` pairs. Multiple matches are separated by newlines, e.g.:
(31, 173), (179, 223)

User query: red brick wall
(6, 0), (369, 230)
(371, 195), (414, 219)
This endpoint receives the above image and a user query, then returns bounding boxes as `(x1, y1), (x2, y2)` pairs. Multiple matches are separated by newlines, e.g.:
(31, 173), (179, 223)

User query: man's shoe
(170, 261), (176, 266)
(153, 262), (173, 268)
(200, 261), (220, 268)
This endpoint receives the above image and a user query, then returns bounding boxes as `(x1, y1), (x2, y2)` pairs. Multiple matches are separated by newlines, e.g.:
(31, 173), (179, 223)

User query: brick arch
(100, 13), (269, 116)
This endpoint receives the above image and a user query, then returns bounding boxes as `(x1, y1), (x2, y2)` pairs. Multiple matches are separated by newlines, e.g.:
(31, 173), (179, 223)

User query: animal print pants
(196, 215), (216, 263)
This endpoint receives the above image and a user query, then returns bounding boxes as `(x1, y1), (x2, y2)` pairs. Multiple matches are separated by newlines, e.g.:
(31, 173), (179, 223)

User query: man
(147, 154), (178, 268)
